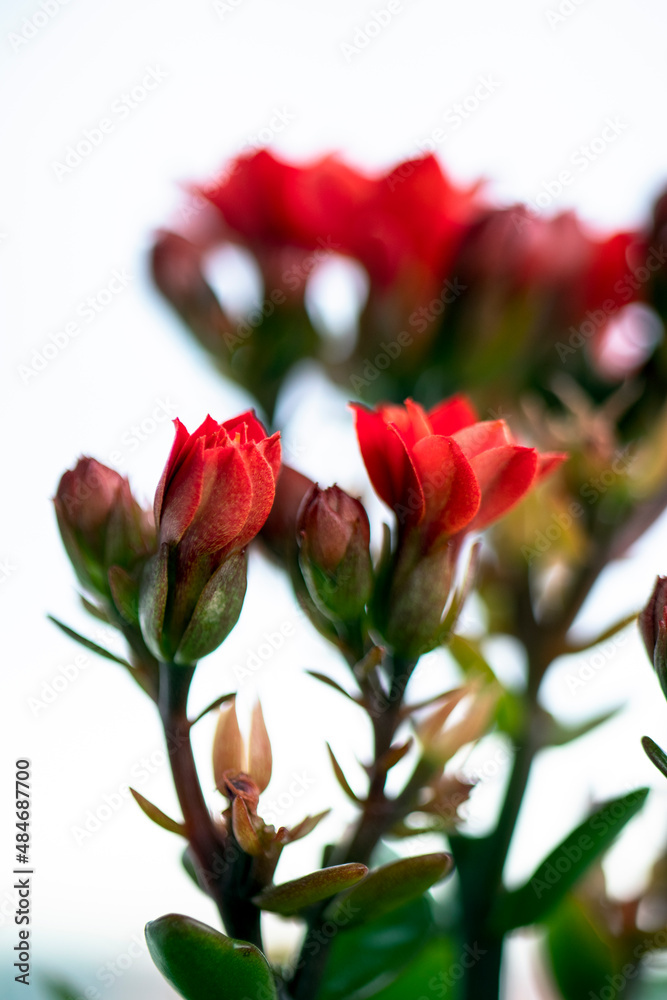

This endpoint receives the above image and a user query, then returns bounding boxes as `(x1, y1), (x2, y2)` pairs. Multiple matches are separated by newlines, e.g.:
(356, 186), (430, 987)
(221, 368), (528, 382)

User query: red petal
(229, 444), (280, 554)
(469, 446), (538, 531)
(452, 420), (512, 460)
(258, 431), (282, 480)
(412, 436), (480, 539)
(223, 409), (268, 445)
(186, 447), (252, 554)
(352, 404), (423, 520)
(158, 436), (206, 544)
(536, 451), (567, 481)
(154, 419), (193, 527)
(428, 396), (478, 437)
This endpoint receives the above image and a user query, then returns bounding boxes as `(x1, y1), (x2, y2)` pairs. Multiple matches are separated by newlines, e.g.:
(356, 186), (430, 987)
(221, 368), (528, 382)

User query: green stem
(291, 655), (418, 998)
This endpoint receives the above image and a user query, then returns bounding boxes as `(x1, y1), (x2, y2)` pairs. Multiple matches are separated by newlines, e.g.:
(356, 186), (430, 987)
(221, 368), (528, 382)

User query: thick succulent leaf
(314, 895), (435, 1000)
(544, 895), (616, 1000)
(367, 936), (461, 999)
(492, 788), (649, 931)
(325, 852), (453, 928)
(130, 788), (186, 836)
(145, 913), (277, 1000)
(253, 864), (368, 916)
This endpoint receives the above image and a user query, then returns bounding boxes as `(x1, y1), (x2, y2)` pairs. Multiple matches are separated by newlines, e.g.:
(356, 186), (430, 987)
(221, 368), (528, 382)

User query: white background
(3, 0), (667, 997)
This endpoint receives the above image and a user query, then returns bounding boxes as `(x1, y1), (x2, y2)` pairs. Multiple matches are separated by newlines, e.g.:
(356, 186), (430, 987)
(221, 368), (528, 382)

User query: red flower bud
(54, 458), (155, 606)
(140, 412), (281, 664)
(639, 576), (667, 699)
(297, 485), (372, 623)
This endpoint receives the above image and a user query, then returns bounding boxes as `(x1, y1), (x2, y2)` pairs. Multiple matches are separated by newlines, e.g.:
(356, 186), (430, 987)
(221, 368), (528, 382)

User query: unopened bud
(298, 485), (372, 624)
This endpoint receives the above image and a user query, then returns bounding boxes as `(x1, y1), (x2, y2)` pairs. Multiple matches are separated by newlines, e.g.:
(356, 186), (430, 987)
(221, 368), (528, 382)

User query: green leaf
(367, 936), (461, 999)
(314, 895), (435, 1000)
(190, 691), (236, 727)
(544, 895), (615, 1000)
(492, 787), (649, 931)
(642, 736), (667, 779)
(564, 611), (638, 655)
(307, 671), (360, 703)
(447, 634), (496, 682)
(145, 913), (277, 1000)
(138, 544), (169, 661)
(175, 551), (247, 665)
(130, 788), (186, 837)
(326, 743), (362, 804)
(544, 707), (620, 747)
(253, 864), (368, 916)
(108, 565), (140, 624)
(48, 615), (131, 668)
(325, 852), (453, 928)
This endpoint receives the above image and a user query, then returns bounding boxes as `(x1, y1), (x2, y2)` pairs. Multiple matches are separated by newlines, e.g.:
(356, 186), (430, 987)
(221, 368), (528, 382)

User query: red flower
(155, 411), (281, 558)
(199, 150), (483, 290)
(141, 412), (281, 664)
(353, 397), (564, 547)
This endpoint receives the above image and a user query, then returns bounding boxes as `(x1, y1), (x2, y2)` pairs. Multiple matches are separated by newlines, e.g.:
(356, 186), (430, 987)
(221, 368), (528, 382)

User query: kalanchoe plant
(51, 147), (667, 1000)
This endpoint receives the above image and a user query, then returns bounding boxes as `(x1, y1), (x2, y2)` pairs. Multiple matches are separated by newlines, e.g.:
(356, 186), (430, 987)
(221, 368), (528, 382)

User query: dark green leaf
(190, 691), (236, 727)
(642, 736), (667, 779)
(368, 936), (461, 999)
(145, 913), (277, 1000)
(253, 864), (368, 916)
(48, 615), (130, 667)
(544, 895), (615, 1000)
(313, 895), (435, 1000)
(544, 707), (620, 747)
(492, 787), (649, 931)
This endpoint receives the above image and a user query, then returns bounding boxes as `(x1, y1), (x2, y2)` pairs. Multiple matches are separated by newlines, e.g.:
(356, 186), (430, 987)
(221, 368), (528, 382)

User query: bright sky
(3, 1), (667, 997)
